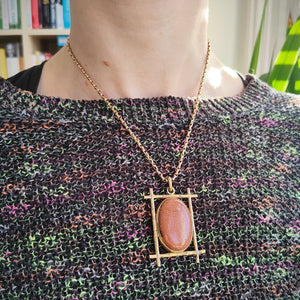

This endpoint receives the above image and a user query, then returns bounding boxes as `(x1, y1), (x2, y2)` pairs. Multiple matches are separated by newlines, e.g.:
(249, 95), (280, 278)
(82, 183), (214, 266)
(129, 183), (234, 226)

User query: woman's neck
(69, 0), (209, 98)
(38, 0), (244, 100)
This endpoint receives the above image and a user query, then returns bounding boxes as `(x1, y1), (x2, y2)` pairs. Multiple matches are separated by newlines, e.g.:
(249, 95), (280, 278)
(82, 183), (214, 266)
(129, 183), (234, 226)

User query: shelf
(0, 28), (70, 70)
(27, 29), (70, 37)
(0, 29), (69, 37)
(0, 1), (71, 72)
(0, 30), (23, 36)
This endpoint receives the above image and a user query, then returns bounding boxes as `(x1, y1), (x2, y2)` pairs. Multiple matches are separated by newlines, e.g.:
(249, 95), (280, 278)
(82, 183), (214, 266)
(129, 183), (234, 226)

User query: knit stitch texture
(0, 76), (299, 299)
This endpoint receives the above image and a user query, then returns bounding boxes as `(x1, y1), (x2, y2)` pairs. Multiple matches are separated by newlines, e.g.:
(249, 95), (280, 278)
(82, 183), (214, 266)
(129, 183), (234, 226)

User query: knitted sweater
(0, 76), (299, 299)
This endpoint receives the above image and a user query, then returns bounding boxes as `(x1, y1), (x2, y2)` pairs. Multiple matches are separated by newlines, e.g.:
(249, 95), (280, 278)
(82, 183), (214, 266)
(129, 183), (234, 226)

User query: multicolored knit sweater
(0, 76), (299, 299)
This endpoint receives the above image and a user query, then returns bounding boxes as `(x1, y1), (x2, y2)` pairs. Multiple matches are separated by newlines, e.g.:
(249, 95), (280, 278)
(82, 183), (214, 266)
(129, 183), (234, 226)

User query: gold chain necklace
(66, 38), (210, 266)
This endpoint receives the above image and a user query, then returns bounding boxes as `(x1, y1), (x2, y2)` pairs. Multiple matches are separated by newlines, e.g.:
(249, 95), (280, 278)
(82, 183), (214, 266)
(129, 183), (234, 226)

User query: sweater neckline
(0, 75), (274, 121)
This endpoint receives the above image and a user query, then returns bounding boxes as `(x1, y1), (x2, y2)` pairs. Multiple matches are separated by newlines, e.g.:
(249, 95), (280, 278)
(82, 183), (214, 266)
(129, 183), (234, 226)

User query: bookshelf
(0, 0), (70, 71)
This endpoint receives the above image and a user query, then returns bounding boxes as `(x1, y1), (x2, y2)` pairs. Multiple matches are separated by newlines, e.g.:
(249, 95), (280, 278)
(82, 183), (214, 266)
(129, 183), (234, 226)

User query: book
(31, 53), (37, 65)
(57, 35), (68, 47)
(55, 0), (63, 29)
(0, 48), (8, 78)
(38, 0), (43, 28)
(8, 0), (19, 29)
(0, 1), (2, 29)
(19, 56), (24, 71)
(41, 0), (51, 28)
(17, 0), (21, 28)
(32, 50), (52, 65)
(5, 42), (20, 77)
(31, 0), (40, 29)
(50, 0), (56, 28)
(26, 0), (32, 28)
(1, 0), (9, 30)
(62, 0), (70, 29)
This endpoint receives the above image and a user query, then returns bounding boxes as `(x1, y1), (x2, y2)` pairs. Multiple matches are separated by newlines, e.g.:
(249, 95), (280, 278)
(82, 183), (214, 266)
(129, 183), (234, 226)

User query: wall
(208, 0), (300, 75)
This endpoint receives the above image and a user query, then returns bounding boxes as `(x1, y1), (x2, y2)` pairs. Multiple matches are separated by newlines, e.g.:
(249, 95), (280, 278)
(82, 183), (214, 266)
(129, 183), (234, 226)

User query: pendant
(144, 179), (205, 266)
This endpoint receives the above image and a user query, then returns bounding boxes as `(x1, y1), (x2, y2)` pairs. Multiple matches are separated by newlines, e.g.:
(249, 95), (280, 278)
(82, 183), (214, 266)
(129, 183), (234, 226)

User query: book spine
(8, 0), (18, 29)
(1, 0), (9, 30)
(0, 2), (3, 29)
(50, 0), (56, 28)
(31, 0), (39, 29)
(38, 0), (43, 28)
(55, 0), (63, 29)
(44, 52), (52, 60)
(62, 0), (70, 29)
(31, 53), (37, 66)
(26, 0), (32, 28)
(42, 0), (50, 28)
(17, 0), (21, 29)
(36, 50), (44, 64)
(57, 35), (68, 47)
(19, 56), (24, 71)
(5, 42), (20, 77)
(0, 48), (8, 78)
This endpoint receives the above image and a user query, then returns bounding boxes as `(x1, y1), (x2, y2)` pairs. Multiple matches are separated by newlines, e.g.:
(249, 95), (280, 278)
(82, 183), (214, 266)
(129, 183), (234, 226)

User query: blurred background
(209, 0), (300, 76)
(0, 0), (299, 80)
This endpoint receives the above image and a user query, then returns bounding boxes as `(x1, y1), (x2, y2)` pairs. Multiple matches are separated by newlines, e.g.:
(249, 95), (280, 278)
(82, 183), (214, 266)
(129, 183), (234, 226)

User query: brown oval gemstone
(157, 197), (193, 252)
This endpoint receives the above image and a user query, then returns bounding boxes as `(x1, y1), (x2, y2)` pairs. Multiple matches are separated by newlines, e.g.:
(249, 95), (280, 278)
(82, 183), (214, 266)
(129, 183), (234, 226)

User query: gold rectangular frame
(144, 188), (205, 266)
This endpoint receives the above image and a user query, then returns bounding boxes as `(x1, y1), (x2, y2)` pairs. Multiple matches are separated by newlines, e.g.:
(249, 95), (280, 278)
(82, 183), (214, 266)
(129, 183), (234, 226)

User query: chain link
(66, 38), (210, 184)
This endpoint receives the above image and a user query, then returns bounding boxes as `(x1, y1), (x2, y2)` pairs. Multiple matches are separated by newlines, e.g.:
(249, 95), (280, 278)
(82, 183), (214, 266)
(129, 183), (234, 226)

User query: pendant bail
(167, 177), (175, 194)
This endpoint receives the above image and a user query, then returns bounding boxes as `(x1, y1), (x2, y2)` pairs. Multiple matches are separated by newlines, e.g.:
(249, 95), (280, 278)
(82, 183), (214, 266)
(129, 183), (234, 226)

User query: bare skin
(37, 0), (244, 100)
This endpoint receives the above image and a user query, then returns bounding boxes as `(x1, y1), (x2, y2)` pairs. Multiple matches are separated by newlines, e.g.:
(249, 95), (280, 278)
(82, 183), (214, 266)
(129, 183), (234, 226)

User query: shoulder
(265, 83), (300, 109)
(243, 75), (300, 109)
